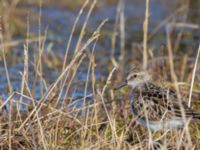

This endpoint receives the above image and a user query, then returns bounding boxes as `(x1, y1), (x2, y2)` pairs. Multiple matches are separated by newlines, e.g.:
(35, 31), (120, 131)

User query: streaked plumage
(115, 68), (200, 131)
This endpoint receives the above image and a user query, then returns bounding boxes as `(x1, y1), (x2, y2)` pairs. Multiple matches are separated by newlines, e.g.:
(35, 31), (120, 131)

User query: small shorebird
(115, 68), (200, 131)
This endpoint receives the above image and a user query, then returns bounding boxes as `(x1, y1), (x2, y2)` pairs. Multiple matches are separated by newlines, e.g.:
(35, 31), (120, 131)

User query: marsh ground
(0, 0), (200, 149)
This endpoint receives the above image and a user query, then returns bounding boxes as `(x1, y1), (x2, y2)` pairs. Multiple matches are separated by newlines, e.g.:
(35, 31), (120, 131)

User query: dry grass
(0, 0), (200, 150)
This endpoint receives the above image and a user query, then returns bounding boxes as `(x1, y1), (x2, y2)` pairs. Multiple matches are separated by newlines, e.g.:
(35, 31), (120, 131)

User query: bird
(114, 68), (200, 131)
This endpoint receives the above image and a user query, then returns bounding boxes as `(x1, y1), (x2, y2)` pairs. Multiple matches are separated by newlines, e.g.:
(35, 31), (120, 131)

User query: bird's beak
(114, 80), (128, 90)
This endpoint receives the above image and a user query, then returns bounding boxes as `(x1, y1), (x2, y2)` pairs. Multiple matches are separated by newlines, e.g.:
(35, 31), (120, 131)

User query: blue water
(0, 0), (199, 108)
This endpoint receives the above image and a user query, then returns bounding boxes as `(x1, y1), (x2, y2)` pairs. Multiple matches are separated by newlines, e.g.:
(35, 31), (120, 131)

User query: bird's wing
(142, 84), (200, 119)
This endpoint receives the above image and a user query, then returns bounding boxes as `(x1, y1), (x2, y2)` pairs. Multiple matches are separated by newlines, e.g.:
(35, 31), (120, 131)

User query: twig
(188, 44), (200, 107)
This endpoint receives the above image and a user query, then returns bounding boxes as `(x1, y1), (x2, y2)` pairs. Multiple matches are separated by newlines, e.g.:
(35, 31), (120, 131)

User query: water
(0, 0), (199, 106)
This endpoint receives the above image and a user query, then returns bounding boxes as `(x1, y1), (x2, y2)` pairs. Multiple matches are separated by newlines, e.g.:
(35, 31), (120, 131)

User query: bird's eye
(133, 74), (137, 78)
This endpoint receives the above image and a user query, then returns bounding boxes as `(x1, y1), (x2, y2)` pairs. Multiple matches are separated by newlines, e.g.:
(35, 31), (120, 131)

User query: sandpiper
(115, 68), (200, 131)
